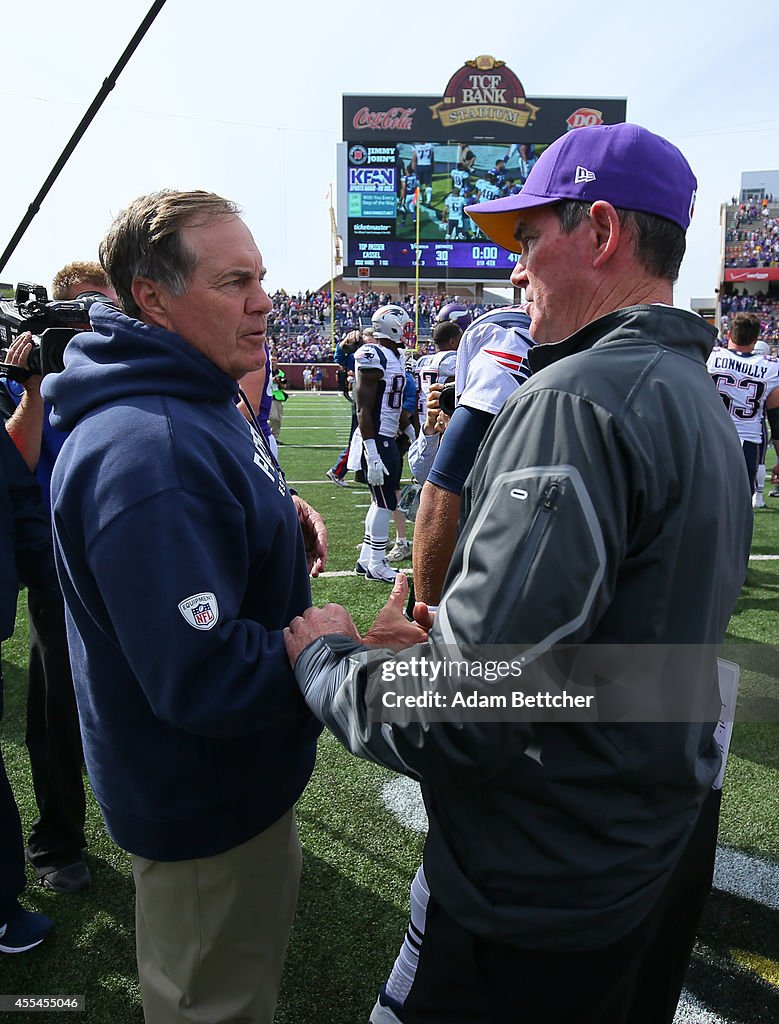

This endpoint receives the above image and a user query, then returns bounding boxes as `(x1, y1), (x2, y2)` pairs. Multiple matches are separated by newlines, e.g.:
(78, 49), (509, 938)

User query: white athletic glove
(364, 438), (389, 486)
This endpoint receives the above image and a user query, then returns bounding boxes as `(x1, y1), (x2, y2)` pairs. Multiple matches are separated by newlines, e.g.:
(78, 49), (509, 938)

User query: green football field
(1, 391), (777, 1023)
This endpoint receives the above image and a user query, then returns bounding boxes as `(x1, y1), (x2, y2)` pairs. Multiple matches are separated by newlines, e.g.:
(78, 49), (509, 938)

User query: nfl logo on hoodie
(178, 592), (219, 631)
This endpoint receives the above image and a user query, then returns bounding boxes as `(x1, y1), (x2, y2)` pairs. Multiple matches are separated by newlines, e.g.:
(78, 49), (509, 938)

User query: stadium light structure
(329, 184), (343, 349)
(414, 187), (421, 347)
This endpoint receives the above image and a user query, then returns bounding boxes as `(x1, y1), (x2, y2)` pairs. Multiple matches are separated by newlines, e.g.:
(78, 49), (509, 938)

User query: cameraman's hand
(6, 332), (41, 391)
(424, 383), (448, 435)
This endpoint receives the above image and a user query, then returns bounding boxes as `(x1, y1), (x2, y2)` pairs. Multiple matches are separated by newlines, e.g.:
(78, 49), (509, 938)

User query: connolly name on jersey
(707, 349), (779, 443)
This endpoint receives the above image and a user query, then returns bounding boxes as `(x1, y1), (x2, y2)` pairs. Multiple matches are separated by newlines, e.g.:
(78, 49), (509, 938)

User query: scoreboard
(340, 59), (627, 282)
(345, 141), (530, 277)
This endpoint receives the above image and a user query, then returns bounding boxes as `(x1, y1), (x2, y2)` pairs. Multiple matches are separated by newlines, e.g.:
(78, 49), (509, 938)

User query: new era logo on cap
(575, 166), (597, 184)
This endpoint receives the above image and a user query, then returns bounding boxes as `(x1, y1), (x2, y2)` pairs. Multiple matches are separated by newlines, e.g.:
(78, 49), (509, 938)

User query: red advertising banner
(724, 267), (779, 282)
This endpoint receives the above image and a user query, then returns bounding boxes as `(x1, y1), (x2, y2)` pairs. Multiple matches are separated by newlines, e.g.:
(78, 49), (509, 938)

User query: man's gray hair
(99, 190), (241, 319)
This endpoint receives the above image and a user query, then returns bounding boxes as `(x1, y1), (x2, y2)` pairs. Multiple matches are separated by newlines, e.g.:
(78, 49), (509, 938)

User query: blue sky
(1, 0), (777, 310)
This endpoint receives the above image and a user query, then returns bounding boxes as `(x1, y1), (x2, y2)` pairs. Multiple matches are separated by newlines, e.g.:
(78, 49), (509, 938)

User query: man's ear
(131, 278), (171, 329)
(589, 201), (622, 270)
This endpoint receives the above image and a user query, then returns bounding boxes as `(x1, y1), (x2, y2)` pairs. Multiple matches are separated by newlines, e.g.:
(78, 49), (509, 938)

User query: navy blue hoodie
(42, 305), (320, 861)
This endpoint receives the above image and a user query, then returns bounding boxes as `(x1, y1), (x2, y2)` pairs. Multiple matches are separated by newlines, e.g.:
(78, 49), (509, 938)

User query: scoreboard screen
(340, 73), (627, 281)
(345, 141), (549, 280)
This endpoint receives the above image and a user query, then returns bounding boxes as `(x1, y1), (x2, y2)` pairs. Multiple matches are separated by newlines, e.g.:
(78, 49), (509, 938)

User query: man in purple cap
(284, 124), (753, 1023)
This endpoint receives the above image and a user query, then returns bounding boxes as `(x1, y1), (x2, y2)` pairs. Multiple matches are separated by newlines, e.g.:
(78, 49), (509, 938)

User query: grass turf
(0, 391), (776, 1022)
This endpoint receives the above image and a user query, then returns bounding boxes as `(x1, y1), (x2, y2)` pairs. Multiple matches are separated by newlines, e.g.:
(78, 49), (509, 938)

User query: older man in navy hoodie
(42, 191), (327, 1024)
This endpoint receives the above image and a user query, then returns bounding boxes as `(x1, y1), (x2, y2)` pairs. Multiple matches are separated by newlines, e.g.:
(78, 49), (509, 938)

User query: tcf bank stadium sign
(430, 56), (539, 130)
(343, 64), (626, 144)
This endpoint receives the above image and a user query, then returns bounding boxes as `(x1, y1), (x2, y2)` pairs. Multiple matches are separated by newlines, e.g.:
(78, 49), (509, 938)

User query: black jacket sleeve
(0, 428), (57, 624)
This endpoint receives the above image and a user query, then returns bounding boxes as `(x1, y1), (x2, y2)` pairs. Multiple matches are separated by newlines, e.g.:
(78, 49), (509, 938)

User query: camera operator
(407, 381), (451, 485)
(0, 425), (59, 953)
(326, 328), (365, 486)
(0, 260), (117, 893)
(333, 329), (357, 395)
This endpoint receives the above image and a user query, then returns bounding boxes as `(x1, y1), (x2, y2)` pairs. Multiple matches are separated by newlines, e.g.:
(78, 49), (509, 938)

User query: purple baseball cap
(466, 123), (697, 254)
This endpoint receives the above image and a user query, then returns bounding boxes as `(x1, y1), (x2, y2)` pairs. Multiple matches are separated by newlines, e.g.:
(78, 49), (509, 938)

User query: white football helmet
(371, 304), (415, 346)
(753, 340), (770, 355)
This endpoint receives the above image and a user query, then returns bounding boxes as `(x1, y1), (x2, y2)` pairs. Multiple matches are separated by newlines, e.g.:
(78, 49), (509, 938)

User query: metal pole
(0, 0), (169, 275)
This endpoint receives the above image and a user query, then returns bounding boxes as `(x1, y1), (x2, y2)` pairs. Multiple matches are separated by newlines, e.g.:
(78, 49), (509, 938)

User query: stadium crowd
(720, 292), (779, 342)
(718, 195), (779, 343)
(724, 217), (779, 268)
(268, 289), (498, 361)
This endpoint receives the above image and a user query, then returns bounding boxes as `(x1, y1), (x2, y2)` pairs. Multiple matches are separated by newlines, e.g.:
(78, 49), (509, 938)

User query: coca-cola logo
(352, 106), (416, 132)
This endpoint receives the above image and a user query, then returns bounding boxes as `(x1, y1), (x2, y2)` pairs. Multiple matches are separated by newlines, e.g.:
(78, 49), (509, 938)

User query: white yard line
(315, 569), (413, 578)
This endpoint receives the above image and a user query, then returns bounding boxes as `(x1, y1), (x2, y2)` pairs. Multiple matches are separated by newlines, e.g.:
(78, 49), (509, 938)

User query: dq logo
(566, 108), (604, 130)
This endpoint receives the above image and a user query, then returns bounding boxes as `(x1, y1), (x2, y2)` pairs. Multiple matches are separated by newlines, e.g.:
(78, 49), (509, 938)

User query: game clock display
(345, 140), (544, 279)
(349, 240), (518, 271)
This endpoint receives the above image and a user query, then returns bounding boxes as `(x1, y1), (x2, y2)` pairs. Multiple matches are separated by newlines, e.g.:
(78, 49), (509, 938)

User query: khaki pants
(131, 809), (301, 1024)
(269, 400), (284, 439)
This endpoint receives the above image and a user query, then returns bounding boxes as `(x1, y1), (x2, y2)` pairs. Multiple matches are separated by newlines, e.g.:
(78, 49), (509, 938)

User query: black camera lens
(438, 382), (456, 416)
(27, 346), (42, 375)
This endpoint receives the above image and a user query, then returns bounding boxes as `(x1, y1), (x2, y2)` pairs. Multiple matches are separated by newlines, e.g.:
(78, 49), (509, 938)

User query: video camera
(438, 381), (456, 417)
(0, 282), (109, 382)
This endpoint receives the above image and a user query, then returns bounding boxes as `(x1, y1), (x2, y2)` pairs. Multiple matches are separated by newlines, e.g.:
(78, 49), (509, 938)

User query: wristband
(364, 437), (379, 458)
(404, 423), (416, 444)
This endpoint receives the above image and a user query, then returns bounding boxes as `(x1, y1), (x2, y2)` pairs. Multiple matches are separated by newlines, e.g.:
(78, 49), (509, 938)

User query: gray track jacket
(296, 304), (753, 950)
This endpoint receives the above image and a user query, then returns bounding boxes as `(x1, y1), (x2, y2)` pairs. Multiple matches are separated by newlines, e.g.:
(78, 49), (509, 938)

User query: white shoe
(753, 492), (766, 509)
(326, 469), (348, 487)
(386, 539), (411, 562)
(365, 560), (398, 583)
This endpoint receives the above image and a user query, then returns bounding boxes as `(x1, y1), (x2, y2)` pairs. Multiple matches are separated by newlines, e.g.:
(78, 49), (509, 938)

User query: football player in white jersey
(414, 321), (461, 421)
(450, 165), (470, 193)
(347, 305), (414, 582)
(411, 142), (435, 206)
(706, 311), (779, 502)
(412, 305), (534, 605)
(752, 339), (774, 506)
(443, 188), (468, 240)
(476, 172), (501, 204)
(399, 167), (420, 227)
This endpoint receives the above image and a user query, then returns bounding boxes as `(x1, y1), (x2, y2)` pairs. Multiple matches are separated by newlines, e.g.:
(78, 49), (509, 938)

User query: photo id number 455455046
(0, 996), (85, 1012)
